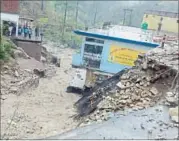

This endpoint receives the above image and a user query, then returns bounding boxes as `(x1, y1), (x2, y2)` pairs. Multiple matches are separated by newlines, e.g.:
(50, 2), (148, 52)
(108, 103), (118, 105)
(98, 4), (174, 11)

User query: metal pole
(123, 9), (126, 26)
(41, 0), (44, 11)
(75, 1), (79, 29)
(129, 9), (133, 26)
(93, 2), (97, 27)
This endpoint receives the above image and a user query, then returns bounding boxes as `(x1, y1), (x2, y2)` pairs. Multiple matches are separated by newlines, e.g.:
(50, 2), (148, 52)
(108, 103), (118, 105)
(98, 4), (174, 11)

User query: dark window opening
(86, 38), (95, 42)
(84, 44), (103, 54)
(83, 59), (101, 68)
(177, 20), (179, 23)
(85, 37), (104, 44)
(145, 14), (148, 18)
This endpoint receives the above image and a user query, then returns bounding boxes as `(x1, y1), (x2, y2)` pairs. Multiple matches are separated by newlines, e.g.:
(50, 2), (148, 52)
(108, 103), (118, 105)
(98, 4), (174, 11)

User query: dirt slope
(1, 47), (80, 139)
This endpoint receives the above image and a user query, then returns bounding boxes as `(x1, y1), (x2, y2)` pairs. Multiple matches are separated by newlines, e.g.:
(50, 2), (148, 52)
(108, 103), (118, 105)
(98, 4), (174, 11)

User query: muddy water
(1, 47), (80, 139)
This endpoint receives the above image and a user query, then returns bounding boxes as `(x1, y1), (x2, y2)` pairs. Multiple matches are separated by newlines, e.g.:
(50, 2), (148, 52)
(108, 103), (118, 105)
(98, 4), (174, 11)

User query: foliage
(19, 1), (178, 48)
(2, 22), (9, 36)
(0, 36), (15, 61)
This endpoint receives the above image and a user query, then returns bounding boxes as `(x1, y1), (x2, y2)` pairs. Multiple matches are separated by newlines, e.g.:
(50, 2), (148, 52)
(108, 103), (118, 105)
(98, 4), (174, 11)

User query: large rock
(33, 68), (45, 77)
(166, 96), (178, 106)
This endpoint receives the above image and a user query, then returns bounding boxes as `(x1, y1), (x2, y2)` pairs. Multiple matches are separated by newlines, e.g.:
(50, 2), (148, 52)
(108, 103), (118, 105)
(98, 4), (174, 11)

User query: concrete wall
(72, 37), (158, 74)
(142, 14), (178, 33)
(16, 41), (42, 61)
(99, 40), (156, 73)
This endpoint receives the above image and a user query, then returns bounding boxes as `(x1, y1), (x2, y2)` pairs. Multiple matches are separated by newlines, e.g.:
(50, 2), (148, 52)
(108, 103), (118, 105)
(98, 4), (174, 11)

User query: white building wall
(1, 12), (19, 36)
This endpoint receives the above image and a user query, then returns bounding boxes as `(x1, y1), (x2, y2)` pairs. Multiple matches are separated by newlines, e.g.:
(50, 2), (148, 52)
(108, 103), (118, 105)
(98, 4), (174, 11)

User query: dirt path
(1, 48), (80, 139)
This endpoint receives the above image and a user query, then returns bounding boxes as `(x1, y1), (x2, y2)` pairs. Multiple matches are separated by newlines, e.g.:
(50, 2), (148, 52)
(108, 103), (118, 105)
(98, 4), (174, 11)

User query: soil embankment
(1, 42), (80, 139)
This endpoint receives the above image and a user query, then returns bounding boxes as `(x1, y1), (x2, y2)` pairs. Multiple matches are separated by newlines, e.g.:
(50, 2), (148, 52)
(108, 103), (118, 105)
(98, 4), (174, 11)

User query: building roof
(74, 26), (159, 48)
(144, 10), (178, 18)
(19, 17), (34, 21)
(1, 0), (19, 14)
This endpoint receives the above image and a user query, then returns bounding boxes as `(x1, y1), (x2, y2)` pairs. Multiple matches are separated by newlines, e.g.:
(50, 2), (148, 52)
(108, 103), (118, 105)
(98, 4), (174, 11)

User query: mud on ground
(1, 47), (80, 139)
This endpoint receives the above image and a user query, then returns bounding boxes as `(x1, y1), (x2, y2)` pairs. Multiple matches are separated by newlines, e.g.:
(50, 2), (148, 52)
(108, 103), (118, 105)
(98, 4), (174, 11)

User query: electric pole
(93, 2), (98, 27)
(129, 9), (133, 26)
(75, 1), (79, 29)
(62, 0), (68, 41)
(41, 0), (44, 11)
(123, 9), (133, 26)
(123, 9), (126, 25)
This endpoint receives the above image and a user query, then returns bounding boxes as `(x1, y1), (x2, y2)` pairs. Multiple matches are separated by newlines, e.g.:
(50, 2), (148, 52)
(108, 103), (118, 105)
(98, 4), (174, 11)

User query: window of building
(85, 37), (104, 44)
(84, 44), (103, 54)
(177, 20), (179, 23)
(85, 38), (95, 42)
(145, 14), (148, 18)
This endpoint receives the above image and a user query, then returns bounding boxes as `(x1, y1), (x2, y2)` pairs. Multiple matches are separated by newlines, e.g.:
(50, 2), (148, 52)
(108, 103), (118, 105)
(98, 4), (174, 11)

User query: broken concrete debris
(165, 91), (178, 106)
(75, 43), (179, 126)
(169, 106), (179, 123)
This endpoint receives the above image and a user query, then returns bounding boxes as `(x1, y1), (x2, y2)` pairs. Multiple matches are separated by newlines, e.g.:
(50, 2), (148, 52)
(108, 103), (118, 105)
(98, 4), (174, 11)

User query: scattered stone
(150, 87), (158, 95)
(10, 87), (18, 93)
(116, 82), (125, 89)
(14, 70), (19, 77)
(33, 68), (45, 77)
(166, 92), (175, 97)
(41, 56), (47, 63)
(140, 123), (145, 130)
(166, 97), (178, 106)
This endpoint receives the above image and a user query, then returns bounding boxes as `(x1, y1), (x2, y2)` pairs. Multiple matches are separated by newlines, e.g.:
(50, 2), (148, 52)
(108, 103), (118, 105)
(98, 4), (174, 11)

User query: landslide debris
(1, 40), (57, 100)
(74, 43), (179, 126)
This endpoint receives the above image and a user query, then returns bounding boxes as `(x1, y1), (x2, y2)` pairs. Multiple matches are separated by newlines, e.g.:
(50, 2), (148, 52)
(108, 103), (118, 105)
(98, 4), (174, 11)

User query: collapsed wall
(74, 43), (179, 125)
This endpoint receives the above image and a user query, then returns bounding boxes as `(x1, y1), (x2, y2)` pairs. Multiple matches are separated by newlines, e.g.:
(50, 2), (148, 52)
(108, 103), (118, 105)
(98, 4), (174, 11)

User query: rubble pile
(1, 44), (57, 98)
(81, 44), (179, 125)
(1, 63), (39, 97)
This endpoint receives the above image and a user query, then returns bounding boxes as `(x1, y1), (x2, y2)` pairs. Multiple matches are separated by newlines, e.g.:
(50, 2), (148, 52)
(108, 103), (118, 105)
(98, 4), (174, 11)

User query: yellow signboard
(108, 45), (146, 66)
(38, 18), (48, 24)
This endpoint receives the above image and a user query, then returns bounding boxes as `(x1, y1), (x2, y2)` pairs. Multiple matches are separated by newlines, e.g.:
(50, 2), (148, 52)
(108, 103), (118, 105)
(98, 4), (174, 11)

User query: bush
(0, 36), (15, 61)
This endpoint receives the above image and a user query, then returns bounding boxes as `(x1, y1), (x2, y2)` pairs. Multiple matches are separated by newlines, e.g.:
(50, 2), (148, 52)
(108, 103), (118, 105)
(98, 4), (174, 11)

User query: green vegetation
(19, 1), (178, 47)
(0, 36), (15, 61)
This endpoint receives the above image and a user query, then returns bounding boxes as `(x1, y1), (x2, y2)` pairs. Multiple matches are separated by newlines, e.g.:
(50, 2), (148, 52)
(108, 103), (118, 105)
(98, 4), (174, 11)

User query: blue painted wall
(72, 36), (159, 74)
(99, 40), (155, 73)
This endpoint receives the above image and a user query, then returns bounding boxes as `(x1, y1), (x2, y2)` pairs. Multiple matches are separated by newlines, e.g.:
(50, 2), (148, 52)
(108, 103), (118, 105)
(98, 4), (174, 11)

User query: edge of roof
(74, 30), (159, 48)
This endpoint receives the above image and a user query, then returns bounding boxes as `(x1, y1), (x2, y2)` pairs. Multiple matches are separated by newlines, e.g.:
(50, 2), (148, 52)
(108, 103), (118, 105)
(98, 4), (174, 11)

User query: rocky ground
(1, 40), (178, 140)
(1, 42), (80, 139)
(78, 43), (179, 133)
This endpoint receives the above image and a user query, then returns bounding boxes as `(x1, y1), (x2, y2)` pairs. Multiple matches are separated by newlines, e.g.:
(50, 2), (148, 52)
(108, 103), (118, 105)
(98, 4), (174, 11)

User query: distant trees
(19, 1), (178, 46)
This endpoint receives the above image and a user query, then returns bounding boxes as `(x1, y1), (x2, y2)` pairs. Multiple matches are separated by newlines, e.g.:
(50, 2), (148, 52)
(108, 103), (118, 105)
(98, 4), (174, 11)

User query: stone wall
(16, 41), (42, 61)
